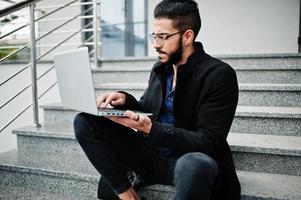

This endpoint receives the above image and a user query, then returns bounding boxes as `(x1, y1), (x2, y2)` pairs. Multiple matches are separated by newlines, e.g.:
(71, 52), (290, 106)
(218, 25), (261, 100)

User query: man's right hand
(96, 92), (126, 108)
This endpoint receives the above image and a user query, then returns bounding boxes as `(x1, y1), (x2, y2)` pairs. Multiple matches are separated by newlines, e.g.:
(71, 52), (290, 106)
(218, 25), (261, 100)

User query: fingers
(106, 112), (152, 134)
(96, 93), (125, 108)
(124, 110), (139, 121)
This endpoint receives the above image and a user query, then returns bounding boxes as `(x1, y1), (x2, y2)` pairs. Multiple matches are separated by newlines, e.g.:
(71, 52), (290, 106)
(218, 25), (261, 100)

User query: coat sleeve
(147, 64), (239, 158)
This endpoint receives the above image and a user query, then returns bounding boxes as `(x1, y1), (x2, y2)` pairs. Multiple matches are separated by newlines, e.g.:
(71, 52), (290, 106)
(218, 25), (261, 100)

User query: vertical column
(93, 0), (100, 67)
(29, 3), (40, 127)
(125, 0), (134, 56)
(144, 0), (148, 56)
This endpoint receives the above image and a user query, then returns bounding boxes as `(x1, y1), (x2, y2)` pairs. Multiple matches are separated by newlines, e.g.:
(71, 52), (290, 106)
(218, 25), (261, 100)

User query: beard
(157, 37), (183, 65)
(166, 37), (183, 65)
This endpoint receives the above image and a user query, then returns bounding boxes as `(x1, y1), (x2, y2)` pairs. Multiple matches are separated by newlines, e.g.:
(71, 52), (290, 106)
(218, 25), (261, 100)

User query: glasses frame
(149, 31), (185, 46)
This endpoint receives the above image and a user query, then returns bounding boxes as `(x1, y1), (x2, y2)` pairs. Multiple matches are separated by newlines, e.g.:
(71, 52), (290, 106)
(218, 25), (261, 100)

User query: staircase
(0, 54), (301, 200)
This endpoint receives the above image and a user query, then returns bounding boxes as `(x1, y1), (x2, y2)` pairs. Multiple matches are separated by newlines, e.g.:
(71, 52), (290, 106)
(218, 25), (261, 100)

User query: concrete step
(97, 54), (301, 84)
(0, 184), (94, 200)
(239, 83), (301, 106)
(0, 149), (300, 200)
(92, 65), (301, 84)
(93, 83), (301, 107)
(228, 133), (301, 176)
(237, 170), (301, 200)
(41, 104), (301, 136)
(0, 152), (99, 200)
(231, 106), (301, 136)
(13, 123), (301, 175)
(99, 54), (301, 70)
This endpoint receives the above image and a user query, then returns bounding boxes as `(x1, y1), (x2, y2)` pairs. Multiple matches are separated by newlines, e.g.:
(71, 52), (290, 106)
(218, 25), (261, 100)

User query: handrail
(0, 80), (57, 133)
(3, 0), (16, 4)
(0, 0), (40, 18)
(0, 5), (93, 85)
(0, 0), (79, 40)
(0, 0), (101, 133)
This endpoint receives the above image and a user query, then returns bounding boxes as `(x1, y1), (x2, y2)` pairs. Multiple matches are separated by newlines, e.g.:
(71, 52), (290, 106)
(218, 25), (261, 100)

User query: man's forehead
(153, 18), (177, 33)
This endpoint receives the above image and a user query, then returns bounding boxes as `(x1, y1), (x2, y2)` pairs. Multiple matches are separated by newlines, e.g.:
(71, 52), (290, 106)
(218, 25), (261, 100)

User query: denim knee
(174, 152), (218, 187)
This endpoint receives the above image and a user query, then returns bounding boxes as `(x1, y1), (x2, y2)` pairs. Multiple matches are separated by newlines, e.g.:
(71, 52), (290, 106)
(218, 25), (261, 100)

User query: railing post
(29, 3), (40, 127)
(298, 0), (301, 53)
(144, 0), (148, 56)
(93, 0), (100, 67)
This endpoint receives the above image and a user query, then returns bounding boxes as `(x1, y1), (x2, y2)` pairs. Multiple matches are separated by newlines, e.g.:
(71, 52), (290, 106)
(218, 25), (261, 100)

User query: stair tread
(228, 133), (301, 156)
(0, 184), (95, 200)
(0, 149), (98, 178)
(13, 121), (74, 138)
(41, 103), (301, 118)
(239, 83), (301, 91)
(0, 150), (300, 200)
(236, 106), (301, 118)
(14, 123), (301, 157)
(92, 65), (301, 72)
(94, 82), (301, 90)
(238, 170), (301, 200)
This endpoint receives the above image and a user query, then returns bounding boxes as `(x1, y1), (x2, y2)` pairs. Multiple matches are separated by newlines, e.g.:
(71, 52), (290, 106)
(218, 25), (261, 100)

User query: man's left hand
(105, 110), (152, 134)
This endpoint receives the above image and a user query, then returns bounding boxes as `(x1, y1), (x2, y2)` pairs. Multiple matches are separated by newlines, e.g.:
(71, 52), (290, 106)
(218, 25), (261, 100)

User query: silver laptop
(53, 47), (151, 117)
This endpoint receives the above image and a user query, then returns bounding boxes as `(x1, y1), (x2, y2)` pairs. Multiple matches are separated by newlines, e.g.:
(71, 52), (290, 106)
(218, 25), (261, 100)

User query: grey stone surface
(229, 133), (301, 175)
(42, 103), (301, 136)
(41, 103), (79, 124)
(238, 170), (301, 200)
(92, 70), (150, 85)
(99, 57), (155, 70)
(13, 122), (83, 155)
(13, 123), (301, 176)
(0, 150), (98, 176)
(94, 83), (301, 107)
(228, 133), (301, 156)
(235, 69), (301, 84)
(138, 185), (174, 200)
(11, 54), (301, 199)
(99, 54), (301, 70)
(239, 84), (301, 106)
(0, 184), (98, 200)
(0, 166), (99, 200)
(219, 54), (301, 69)
(92, 65), (301, 84)
(232, 106), (301, 136)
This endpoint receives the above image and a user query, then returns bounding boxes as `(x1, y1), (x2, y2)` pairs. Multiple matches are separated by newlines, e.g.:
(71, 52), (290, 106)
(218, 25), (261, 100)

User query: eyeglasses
(149, 31), (185, 46)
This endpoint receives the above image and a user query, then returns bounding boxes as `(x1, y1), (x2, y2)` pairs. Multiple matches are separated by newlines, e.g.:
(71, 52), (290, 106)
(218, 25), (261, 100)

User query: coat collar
(153, 42), (207, 75)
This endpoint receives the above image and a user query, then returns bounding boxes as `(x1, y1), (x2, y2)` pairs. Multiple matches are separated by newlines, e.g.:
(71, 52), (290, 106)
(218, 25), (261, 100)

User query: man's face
(152, 18), (183, 65)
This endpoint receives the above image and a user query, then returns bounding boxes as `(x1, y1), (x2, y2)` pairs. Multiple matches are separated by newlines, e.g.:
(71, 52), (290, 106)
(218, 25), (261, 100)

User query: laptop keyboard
(98, 108), (126, 116)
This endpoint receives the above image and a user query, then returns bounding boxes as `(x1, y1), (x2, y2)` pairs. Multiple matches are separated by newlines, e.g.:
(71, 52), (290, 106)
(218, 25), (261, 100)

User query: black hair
(154, 0), (201, 40)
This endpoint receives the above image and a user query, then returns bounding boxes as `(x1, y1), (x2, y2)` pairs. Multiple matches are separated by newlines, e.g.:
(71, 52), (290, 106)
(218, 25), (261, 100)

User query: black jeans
(74, 113), (219, 200)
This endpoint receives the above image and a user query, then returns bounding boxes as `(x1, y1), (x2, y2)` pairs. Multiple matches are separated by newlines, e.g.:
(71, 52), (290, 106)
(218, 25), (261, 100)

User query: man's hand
(96, 92), (126, 108)
(106, 110), (152, 134)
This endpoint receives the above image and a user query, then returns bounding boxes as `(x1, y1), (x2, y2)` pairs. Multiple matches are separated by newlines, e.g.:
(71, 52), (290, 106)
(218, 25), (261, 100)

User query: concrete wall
(147, 0), (299, 56)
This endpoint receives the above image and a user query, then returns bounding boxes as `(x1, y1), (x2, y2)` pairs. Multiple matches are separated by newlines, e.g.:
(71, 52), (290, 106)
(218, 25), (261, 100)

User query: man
(74, 0), (241, 199)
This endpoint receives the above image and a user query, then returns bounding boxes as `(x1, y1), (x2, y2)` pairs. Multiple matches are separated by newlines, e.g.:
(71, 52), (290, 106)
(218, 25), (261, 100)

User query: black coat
(122, 42), (241, 200)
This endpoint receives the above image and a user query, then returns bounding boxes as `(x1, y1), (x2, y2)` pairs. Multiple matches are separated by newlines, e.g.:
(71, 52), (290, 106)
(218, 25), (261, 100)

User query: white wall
(148, 0), (299, 55)
(36, 0), (82, 60)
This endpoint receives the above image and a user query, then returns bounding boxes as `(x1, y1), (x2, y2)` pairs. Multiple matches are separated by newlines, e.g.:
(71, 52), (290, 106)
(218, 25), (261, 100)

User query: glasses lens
(148, 33), (155, 43)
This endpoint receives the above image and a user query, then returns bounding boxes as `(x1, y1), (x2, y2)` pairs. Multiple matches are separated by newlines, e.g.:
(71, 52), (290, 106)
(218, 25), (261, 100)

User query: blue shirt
(157, 66), (176, 157)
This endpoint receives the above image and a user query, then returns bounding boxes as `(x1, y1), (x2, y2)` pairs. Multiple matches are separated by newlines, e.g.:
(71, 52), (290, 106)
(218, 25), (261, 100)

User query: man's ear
(183, 29), (194, 46)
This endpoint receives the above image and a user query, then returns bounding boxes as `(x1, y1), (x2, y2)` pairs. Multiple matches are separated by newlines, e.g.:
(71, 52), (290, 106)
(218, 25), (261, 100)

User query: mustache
(156, 49), (167, 54)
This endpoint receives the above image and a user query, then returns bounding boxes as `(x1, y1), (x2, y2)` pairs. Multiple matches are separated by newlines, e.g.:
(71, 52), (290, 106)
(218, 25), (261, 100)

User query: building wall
(36, 0), (83, 60)
(147, 0), (299, 56)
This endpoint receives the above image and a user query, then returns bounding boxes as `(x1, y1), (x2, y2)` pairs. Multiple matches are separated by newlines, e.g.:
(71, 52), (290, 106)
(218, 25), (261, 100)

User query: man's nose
(153, 39), (162, 49)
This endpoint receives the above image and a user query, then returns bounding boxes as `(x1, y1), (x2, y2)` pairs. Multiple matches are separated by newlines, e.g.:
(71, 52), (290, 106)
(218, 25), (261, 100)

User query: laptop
(53, 47), (152, 117)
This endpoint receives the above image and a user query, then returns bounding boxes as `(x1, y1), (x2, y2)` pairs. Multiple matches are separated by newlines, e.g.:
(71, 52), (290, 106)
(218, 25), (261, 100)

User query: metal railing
(0, 0), (100, 132)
